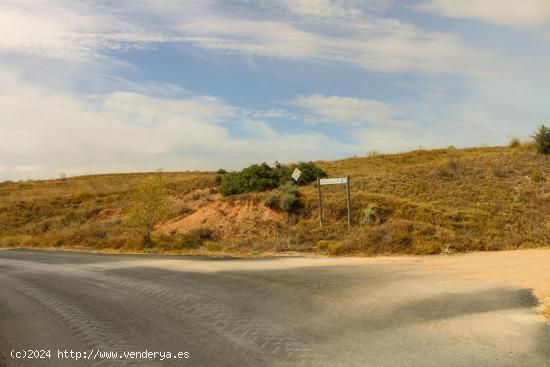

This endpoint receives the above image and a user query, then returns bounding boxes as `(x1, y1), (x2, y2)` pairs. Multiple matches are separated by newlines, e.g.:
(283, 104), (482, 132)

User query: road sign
(319, 177), (347, 185)
(291, 168), (302, 182)
(317, 176), (352, 230)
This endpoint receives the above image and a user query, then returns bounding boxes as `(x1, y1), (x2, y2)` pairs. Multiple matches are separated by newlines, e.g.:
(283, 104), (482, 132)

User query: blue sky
(0, 0), (549, 180)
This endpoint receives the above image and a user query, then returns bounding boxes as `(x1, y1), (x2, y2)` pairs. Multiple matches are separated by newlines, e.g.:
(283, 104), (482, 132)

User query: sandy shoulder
(421, 248), (550, 317)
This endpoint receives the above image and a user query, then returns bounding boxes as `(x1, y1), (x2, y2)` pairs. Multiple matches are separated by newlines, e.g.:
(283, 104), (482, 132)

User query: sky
(0, 0), (549, 180)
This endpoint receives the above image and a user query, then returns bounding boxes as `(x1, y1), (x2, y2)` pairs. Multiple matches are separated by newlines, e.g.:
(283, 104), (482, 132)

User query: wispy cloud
(291, 94), (412, 127)
(0, 0), (507, 77)
(0, 0), (180, 60)
(178, 10), (504, 77)
(415, 0), (550, 26)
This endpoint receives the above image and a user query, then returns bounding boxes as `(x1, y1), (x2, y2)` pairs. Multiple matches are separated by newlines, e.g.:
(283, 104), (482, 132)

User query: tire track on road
(0, 274), (150, 367)
(0, 258), (321, 366)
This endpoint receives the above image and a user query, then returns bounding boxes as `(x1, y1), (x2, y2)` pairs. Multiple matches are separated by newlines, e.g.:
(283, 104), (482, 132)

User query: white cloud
(178, 14), (503, 77)
(180, 19), (320, 60)
(273, 0), (363, 19)
(0, 71), (350, 180)
(0, 0), (507, 77)
(416, 0), (550, 26)
(291, 94), (411, 127)
(270, 0), (395, 19)
(0, 0), (179, 60)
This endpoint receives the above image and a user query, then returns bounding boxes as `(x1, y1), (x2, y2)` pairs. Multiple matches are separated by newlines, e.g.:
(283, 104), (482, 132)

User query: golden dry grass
(1, 145), (549, 255)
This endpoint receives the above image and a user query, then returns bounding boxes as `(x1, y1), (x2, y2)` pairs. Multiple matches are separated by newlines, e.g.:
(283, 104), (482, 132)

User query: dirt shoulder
(420, 249), (550, 320)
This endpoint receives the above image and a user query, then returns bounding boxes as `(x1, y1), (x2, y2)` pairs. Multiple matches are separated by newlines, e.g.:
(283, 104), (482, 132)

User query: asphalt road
(0, 249), (548, 367)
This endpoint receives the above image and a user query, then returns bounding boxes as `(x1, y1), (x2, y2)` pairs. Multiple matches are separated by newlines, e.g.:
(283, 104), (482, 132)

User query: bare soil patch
(158, 199), (285, 236)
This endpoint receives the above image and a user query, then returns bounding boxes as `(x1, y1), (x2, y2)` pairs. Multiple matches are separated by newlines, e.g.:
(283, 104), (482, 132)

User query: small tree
(533, 125), (550, 154)
(128, 172), (171, 245)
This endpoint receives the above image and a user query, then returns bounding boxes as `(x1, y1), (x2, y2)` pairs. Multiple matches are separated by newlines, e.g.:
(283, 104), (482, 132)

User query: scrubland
(1, 144), (549, 256)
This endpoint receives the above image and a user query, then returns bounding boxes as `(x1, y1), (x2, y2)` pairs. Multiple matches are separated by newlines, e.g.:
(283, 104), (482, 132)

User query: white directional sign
(291, 168), (302, 182)
(319, 177), (348, 185)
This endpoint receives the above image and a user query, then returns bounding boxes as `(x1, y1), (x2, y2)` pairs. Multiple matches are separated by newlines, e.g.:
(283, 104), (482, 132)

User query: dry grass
(543, 304), (550, 321)
(0, 172), (216, 252)
(1, 145), (549, 256)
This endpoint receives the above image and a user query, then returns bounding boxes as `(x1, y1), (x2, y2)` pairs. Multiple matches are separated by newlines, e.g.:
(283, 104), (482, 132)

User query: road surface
(0, 249), (548, 366)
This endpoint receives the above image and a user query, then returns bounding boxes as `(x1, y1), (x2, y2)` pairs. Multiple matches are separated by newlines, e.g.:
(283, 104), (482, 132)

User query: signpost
(317, 176), (351, 230)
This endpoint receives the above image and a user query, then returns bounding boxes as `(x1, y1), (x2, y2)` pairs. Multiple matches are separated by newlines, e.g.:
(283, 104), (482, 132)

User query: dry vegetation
(1, 144), (549, 256)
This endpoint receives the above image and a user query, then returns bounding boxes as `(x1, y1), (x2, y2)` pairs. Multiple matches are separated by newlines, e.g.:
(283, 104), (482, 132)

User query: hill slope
(1, 145), (549, 255)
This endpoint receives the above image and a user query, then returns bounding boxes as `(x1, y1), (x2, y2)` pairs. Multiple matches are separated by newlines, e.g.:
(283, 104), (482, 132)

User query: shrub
(492, 166), (508, 178)
(263, 194), (278, 208)
(508, 138), (521, 148)
(316, 240), (346, 255)
(289, 161), (327, 184)
(220, 163), (279, 196)
(361, 203), (390, 225)
(434, 166), (452, 178)
(220, 161), (326, 196)
(447, 157), (460, 171)
(174, 228), (215, 249)
(280, 192), (300, 213)
(543, 304), (550, 321)
(279, 181), (300, 196)
(204, 240), (223, 252)
(276, 161), (327, 185)
(529, 168), (544, 182)
(440, 243), (455, 255)
(279, 181), (302, 212)
(327, 241), (346, 256)
(316, 240), (330, 253)
(533, 125), (550, 154)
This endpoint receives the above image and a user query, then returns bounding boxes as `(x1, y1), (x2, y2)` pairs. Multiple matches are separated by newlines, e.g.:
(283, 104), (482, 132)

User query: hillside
(1, 145), (549, 255)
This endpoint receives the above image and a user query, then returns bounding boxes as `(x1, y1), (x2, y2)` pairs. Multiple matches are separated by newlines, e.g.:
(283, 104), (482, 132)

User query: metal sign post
(317, 176), (351, 230)
(317, 177), (323, 226)
(346, 176), (351, 230)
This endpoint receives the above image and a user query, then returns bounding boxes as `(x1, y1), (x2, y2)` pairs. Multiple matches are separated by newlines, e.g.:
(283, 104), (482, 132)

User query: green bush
(220, 163), (279, 196)
(219, 161), (326, 196)
(279, 181), (299, 196)
(280, 192), (300, 213)
(263, 194), (278, 208)
(533, 125), (550, 154)
(280, 161), (327, 185)
(278, 181), (302, 212)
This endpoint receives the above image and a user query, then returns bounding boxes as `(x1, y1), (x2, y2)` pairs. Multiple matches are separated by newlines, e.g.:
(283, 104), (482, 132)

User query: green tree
(533, 125), (550, 154)
(128, 172), (171, 244)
